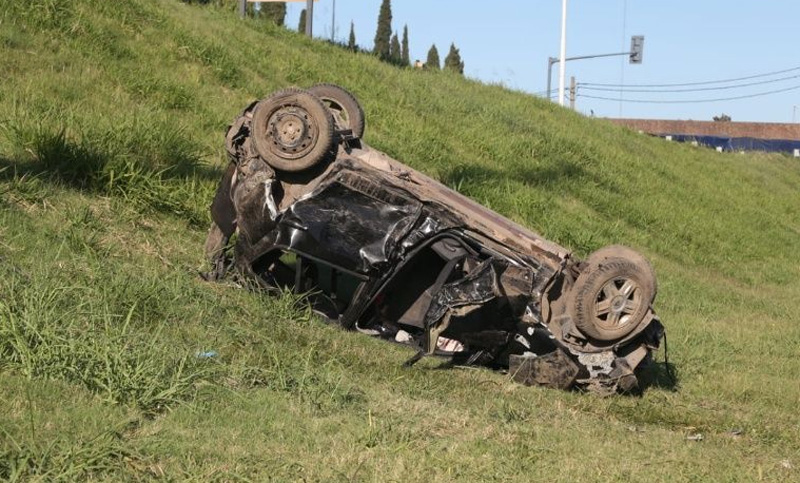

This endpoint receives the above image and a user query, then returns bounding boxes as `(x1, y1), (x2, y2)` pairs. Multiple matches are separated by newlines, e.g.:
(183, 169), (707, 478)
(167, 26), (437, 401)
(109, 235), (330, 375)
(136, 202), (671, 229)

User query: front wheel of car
(251, 88), (336, 172)
(568, 253), (656, 342)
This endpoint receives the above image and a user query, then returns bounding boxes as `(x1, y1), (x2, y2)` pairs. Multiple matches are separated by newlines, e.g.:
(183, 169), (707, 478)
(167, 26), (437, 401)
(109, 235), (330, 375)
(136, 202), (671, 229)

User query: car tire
(307, 83), (365, 139)
(569, 253), (656, 342)
(251, 88), (336, 172)
(584, 245), (657, 301)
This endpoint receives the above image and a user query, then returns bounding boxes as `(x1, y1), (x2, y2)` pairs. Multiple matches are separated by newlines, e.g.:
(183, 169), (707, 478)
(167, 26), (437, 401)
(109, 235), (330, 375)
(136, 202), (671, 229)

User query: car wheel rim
(593, 277), (643, 330)
(320, 98), (350, 129)
(267, 106), (317, 160)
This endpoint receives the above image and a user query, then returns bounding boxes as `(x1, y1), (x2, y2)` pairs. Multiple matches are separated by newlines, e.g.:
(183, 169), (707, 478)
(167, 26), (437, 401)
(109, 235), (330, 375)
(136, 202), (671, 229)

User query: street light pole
(305, 0), (314, 37)
(546, 57), (556, 100)
(558, 0), (568, 105)
(331, 0), (336, 42)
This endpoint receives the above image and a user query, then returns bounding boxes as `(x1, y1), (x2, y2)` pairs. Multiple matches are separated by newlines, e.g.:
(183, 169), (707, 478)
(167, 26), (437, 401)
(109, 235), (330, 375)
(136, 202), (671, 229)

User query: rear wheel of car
(251, 88), (336, 172)
(584, 245), (657, 301)
(307, 83), (365, 139)
(569, 253), (656, 342)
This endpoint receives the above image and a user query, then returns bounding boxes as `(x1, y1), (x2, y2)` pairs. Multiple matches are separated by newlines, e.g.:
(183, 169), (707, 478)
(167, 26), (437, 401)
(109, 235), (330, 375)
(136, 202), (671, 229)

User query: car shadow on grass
(636, 359), (679, 393)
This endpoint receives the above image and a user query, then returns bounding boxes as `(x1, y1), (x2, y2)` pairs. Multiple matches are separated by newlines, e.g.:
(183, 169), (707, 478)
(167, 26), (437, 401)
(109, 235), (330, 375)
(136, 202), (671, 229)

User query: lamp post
(305, 0), (314, 36)
(331, 0), (336, 42)
(558, 0), (568, 106)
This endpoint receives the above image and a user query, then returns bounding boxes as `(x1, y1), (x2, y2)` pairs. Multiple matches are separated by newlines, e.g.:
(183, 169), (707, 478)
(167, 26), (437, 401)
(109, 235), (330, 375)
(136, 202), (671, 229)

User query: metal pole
(305, 0), (314, 37)
(619, 0), (628, 117)
(562, 51), (632, 62)
(569, 76), (576, 110)
(239, 0), (246, 19)
(794, 105), (798, 123)
(331, 0), (336, 42)
(545, 51), (632, 102)
(558, 0), (568, 105)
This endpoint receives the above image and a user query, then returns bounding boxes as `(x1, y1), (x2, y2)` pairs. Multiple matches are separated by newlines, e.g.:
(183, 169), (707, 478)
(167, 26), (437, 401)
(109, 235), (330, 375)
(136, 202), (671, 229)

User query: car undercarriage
(204, 85), (665, 395)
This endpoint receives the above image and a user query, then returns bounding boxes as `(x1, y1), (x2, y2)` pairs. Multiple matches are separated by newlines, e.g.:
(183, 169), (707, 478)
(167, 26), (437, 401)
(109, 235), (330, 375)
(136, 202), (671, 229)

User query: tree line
(184, 1), (465, 74)
(371, 0), (463, 73)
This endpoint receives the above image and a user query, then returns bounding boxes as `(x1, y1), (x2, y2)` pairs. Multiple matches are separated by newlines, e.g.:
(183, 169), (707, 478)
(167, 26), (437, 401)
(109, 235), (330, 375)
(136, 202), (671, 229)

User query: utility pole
(569, 76), (576, 110)
(331, 0), (336, 42)
(239, 0), (246, 18)
(305, 0), (314, 36)
(794, 105), (798, 123)
(558, 0), (568, 105)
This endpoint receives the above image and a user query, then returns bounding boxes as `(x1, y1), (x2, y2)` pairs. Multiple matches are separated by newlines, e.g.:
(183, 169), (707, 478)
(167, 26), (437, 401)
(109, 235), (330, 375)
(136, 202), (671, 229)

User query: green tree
(298, 8), (306, 33)
(373, 0), (392, 61)
(348, 21), (357, 51)
(241, 1), (255, 17)
(425, 44), (440, 70)
(389, 32), (401, 65)
(444, 43), (464, 74)
(401, 25), (410, 66)
(259, 2), (286, 26)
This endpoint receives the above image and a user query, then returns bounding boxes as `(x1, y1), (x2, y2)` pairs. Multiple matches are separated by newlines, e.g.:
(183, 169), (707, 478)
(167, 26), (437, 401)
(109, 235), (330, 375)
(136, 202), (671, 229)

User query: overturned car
(205, 85), (664, 394)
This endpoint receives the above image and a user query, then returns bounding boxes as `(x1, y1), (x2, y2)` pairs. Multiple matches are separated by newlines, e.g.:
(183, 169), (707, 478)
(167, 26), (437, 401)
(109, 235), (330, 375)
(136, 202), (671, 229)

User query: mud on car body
(205, 85), (664, 394)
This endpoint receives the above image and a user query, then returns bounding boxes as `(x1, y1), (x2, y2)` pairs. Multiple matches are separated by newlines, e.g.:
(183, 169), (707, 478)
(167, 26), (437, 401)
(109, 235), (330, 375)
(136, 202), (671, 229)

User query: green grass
(1, 0), (799, 480)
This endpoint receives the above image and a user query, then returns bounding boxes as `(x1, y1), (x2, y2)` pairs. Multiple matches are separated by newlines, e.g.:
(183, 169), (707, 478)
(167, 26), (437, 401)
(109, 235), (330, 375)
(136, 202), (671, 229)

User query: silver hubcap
(593, 277), (642, 330)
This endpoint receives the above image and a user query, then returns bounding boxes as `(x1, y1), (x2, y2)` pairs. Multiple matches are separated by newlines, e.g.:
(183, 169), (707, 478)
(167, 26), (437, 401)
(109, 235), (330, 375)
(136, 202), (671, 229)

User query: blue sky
(282, 1), (800, 122)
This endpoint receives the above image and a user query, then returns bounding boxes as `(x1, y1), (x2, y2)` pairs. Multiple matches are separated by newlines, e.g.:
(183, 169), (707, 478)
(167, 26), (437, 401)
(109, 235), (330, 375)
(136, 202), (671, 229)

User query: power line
(535, 89), (557, 98)
(577, 83), (800, 104)
(581, 65), (800, 88)
(580, 73), (800, 93)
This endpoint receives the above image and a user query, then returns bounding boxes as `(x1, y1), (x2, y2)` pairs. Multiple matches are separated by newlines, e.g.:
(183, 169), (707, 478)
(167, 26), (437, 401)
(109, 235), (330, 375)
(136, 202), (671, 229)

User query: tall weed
(0, 277), (210, 414)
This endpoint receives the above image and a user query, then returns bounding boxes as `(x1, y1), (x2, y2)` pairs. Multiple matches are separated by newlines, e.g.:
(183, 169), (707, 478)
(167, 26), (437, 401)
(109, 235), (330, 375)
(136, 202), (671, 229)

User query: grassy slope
(1, 0), (799, 480)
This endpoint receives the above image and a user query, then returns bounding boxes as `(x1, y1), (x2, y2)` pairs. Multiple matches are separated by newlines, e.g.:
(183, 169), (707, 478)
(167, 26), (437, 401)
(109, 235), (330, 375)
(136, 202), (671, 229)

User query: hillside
(1, 0), (799, 481)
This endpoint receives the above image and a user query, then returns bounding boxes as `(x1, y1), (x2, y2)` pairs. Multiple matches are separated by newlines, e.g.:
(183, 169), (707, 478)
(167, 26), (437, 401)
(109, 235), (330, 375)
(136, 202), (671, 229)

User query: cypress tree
(425, 44), (440, 70)
(444, 43), (465, 74)
(401, 25), (410, 66)
(260, 2), (286, 26)
(373, 0), (392, 61)
(348, 21), (357, 51)
(298, 9), (306, 33)
(390, 32), (401, 65)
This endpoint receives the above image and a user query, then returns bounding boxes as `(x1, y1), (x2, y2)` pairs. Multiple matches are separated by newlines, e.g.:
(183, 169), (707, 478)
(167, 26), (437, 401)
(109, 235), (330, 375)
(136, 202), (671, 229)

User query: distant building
(608, 118), (800, 154)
